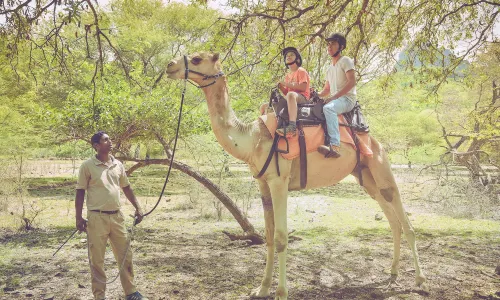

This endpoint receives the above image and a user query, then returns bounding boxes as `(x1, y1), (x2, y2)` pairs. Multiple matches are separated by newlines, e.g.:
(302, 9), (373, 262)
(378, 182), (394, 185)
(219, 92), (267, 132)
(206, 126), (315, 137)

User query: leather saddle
(269, 87), (370, 133)
(256, 88), (370, 188)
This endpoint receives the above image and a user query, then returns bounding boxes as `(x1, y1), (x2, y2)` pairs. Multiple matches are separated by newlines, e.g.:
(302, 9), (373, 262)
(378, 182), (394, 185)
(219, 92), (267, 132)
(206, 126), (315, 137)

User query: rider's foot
(317, 144), (341, 158)
(276, 123), (297, 137)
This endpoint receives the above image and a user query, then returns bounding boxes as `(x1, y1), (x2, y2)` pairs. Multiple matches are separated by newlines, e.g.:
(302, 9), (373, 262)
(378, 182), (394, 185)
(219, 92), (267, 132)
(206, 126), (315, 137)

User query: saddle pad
(259, 113), (373, 160)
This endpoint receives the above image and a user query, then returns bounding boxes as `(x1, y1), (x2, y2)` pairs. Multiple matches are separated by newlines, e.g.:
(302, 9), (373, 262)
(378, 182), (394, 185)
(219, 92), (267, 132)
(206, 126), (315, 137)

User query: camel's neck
(201, 77), (254, 163)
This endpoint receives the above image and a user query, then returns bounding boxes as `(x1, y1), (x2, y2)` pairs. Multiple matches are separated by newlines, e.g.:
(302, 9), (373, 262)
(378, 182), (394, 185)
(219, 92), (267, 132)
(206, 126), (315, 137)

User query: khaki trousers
(87, 210), (136, 300)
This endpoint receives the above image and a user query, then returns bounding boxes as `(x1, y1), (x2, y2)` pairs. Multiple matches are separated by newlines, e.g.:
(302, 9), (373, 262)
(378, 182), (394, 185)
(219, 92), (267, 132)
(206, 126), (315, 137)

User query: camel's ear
(212, 53), (220, 62)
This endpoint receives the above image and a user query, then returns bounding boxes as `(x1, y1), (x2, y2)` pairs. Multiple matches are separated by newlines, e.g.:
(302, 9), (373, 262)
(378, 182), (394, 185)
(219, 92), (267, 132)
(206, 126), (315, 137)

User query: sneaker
(126, 291), (148, 300)
(276, 124), (297, 137)
(317, 145), (341, 158)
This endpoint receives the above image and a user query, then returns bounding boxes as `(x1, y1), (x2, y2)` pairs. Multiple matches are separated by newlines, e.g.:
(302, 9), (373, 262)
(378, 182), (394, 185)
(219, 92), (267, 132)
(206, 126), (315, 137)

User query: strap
(275, 146), (280, 177)
(276, 135), (289, 154)
(183, 55), (224, 88)
(298, 124), (307, 189)
(347, 125), (363, 186)
(255, 134), (281, 179)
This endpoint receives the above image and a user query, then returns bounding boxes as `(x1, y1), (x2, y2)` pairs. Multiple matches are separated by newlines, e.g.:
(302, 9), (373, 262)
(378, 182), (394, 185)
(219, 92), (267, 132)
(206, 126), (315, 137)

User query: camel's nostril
(167, 61), (174, 67)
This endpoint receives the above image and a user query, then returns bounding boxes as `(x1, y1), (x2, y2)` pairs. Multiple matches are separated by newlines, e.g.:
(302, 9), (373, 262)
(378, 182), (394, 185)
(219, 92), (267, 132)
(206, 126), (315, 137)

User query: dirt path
(1, 191), (499, 300)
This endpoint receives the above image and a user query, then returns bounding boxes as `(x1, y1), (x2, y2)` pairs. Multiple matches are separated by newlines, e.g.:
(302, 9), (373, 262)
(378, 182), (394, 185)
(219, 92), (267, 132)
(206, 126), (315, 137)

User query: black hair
(90, 131), (106, 147)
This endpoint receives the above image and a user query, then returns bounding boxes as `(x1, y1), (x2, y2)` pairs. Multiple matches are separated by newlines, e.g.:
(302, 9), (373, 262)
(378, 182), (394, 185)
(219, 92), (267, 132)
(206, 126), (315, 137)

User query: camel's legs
(364, 143), (427, 288)
(251, 179), (275, 298)
(352, 168), (402, 276)
(268, 176), (290, 300)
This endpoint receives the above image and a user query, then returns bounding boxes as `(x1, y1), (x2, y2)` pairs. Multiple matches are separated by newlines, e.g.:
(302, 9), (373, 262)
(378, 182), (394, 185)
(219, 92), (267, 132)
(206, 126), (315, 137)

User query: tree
(48, 1), (264, 242)
(217, 0), (499, 89)
(436, 42), (500, 185)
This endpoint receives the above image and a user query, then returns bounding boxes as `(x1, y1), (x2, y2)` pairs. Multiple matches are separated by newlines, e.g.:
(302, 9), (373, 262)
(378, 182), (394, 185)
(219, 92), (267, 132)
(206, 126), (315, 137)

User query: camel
(166, 52), (427, 300)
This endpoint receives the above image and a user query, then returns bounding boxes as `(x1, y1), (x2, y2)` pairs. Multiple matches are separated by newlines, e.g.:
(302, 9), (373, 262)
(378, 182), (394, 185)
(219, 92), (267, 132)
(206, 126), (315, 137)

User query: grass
(0, 180), (499, 299)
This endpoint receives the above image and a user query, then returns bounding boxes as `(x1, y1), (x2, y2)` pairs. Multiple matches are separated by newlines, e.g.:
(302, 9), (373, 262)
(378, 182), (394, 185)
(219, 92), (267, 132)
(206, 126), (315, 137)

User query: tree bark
(118, 157), (264, 244)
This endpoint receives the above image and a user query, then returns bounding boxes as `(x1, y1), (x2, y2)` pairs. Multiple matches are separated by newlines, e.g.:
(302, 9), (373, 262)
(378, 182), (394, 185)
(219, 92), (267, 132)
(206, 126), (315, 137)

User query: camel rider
(275, 47), (311, 137)
(317, 33), (357, 158)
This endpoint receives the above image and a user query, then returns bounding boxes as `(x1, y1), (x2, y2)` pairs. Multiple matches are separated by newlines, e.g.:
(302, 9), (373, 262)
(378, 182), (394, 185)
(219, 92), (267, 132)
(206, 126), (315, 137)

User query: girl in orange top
(276, 47), (311, 137)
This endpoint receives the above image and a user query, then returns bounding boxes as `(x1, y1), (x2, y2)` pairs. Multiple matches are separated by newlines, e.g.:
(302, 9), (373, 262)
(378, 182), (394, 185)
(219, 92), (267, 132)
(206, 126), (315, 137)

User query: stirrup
(276, 124), (297, 137)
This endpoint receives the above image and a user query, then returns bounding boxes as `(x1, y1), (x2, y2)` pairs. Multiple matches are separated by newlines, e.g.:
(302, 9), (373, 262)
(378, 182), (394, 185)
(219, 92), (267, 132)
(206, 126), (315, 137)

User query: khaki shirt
(76, 155), (130, 211)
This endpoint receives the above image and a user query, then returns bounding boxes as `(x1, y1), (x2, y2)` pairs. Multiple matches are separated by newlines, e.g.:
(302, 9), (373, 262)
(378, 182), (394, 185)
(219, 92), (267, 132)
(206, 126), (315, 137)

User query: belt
(90, 210), (119, 214)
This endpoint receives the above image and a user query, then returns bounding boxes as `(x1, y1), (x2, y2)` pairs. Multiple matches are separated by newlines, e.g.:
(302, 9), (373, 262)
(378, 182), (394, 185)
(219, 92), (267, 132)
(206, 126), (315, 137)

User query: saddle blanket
(259, 113), (373, 160)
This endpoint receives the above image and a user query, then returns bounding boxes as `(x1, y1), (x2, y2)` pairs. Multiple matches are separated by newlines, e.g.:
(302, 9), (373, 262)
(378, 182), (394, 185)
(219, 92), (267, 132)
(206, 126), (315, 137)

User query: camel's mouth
(165, 69), (181, 78)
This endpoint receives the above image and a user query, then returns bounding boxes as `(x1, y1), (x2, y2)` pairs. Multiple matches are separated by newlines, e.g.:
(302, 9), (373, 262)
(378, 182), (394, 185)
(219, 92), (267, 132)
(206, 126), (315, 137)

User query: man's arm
(324, 69), (356, 103)
(75, 189), (87, 232)
(318, 81), (330, 98)
(122, 185), (144, 224)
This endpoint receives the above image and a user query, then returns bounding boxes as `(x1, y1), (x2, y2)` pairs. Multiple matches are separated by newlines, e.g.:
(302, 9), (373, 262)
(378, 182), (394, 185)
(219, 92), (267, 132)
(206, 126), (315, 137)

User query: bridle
(53, 54), (226, 261)
(183, 55), (224, 88)
(139, 55), (224, 219)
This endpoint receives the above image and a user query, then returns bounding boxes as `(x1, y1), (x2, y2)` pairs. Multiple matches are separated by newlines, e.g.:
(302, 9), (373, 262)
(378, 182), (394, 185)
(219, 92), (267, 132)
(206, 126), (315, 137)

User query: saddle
(270, 87), (370, 133)
(256, 88), (371, 188)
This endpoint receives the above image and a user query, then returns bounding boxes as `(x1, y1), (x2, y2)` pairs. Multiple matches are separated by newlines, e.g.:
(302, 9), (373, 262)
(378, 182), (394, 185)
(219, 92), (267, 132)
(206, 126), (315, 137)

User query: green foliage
(0, 0), (498, 168)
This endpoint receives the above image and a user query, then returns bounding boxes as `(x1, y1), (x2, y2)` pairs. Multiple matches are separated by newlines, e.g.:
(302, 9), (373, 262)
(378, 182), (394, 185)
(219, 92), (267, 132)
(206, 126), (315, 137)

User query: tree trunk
(119, 157), (264, 244)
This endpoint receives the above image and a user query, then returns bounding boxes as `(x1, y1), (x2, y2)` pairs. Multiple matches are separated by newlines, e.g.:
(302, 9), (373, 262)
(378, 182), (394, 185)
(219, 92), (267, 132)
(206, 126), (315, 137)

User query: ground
(0, 160), (499, 300)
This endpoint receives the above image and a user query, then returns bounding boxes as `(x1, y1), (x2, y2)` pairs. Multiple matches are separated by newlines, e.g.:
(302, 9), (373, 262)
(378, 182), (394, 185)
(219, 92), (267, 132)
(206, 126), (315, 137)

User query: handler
(75, 131), (148, 300)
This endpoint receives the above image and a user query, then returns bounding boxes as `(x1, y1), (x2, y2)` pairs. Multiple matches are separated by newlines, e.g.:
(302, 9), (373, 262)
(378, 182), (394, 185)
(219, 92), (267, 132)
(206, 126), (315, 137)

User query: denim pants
(323, 96), (356, 146)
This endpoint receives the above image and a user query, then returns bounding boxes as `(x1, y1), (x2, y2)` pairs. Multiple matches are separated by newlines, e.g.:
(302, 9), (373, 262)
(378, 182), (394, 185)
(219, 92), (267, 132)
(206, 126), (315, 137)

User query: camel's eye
(191, 57), (202, 65)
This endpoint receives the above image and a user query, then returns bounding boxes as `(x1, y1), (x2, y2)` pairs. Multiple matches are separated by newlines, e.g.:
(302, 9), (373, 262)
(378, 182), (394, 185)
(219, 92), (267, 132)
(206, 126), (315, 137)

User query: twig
(480, 270), (498, 279)
(222, 230), (264, 245)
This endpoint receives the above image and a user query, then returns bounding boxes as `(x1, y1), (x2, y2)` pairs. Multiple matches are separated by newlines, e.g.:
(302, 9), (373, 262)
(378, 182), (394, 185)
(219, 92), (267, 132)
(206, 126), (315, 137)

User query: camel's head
(166, 52), (223, 83)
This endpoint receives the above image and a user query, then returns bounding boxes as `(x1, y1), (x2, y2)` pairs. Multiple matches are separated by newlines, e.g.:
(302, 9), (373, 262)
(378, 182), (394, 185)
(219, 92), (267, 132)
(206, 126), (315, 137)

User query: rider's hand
(134, 208), (144, 225)
(76, 217), (87, 232)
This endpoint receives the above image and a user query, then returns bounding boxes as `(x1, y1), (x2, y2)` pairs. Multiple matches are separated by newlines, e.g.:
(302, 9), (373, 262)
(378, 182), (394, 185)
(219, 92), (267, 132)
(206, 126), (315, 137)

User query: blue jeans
(323, 96), (356, 146)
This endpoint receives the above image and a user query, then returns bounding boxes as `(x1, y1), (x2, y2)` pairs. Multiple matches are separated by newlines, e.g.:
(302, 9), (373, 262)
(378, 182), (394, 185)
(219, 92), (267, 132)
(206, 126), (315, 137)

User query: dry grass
(0, 159), (499, 299)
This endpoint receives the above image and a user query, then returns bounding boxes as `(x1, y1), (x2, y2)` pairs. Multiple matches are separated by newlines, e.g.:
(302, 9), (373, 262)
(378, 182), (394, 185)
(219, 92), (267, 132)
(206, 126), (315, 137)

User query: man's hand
(322, 95), (338, 104)
(76, 217), (87, 232)
(134, 208), (144, 225)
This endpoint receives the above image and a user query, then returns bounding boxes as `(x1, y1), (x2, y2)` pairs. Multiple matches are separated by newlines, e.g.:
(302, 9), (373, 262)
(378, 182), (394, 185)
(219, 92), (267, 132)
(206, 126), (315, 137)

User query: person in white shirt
(317, 33), (357, 158)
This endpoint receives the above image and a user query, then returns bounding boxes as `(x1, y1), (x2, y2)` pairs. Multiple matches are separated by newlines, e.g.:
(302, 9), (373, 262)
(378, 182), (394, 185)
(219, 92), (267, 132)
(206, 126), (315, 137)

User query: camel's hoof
(274, 286), (288, 300)
(416, 274), (427, 286)
(376, 274), (402, 290)
(250, 286), (270, 298)
(416, 275), (429, 293)
(383, 279), (403, 290)
(419, 281), (430, 293)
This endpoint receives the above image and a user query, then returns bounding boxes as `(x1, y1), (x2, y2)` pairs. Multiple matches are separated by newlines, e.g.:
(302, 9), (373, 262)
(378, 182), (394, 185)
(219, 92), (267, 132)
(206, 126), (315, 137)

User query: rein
(53, 55), (225, 257)
(140, 55), (224, 220)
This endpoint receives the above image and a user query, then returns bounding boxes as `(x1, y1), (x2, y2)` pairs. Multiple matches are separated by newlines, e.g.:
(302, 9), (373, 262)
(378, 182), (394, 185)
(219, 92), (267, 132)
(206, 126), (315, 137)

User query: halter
(54, 55), (226, 262)
(183, 55), (224, 88)
(137, 55), (223, 220)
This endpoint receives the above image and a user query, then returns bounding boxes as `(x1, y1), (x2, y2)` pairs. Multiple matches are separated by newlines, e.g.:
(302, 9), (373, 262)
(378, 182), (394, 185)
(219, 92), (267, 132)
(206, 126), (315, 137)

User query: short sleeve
(76, 163), (90, 190)
(296, 68), (310, 84)
(341, 57), (355, 73)
(119, 162), (131, 188)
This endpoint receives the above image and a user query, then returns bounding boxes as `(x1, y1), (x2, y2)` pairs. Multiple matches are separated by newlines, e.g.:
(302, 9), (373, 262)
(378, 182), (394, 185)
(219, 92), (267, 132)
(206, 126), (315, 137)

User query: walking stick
(52, 229), (79, 257)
